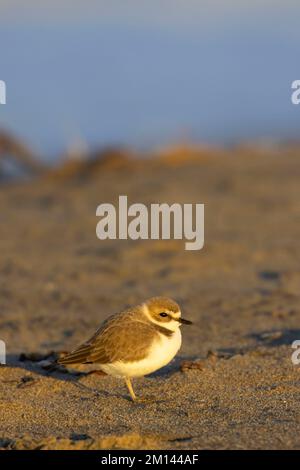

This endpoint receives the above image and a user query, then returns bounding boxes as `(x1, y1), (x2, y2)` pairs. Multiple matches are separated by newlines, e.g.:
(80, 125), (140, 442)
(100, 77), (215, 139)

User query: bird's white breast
(100, 329), (182, 378)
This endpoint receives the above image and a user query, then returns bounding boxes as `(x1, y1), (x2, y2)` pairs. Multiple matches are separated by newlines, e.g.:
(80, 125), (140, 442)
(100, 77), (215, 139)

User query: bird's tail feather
(58, 344), (91, 365)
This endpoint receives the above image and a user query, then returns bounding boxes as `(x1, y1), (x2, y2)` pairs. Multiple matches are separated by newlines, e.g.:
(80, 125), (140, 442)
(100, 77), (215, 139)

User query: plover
(58, 296), (192, 401)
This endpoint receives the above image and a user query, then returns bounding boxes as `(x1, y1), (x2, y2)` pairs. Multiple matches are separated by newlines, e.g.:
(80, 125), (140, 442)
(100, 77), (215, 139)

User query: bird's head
(142, 296), (192, 332)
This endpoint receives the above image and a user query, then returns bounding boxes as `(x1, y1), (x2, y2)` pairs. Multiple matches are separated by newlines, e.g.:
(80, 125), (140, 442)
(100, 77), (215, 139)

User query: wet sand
(0, 147), (300, 449)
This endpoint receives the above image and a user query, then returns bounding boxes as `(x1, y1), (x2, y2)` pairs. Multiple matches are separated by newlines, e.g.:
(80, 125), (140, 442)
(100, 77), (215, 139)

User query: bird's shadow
(1, 353), (125, 399)
(2, 328), (297, 400)
(149, 355), (189, 377)
(1, 353), (188, 402)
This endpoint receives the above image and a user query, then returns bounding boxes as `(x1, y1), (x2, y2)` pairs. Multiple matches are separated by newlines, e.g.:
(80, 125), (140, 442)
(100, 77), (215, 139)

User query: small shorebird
(58, 296), (192, 402)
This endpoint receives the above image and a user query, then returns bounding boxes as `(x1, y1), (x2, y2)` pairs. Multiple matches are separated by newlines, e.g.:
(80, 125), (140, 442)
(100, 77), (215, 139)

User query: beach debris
(258, 270), (281, 281)
(19, 351), (56, 362)
(37, 359), (56, 370)
(260, 331), (283, 342)
(180, 359), (205, 372)
(1, 375), (39, 389)
(70, 433), (90, 441)
(0, 129), (45, 178)
(19, 350), (70, 373)
(180, 349), (248, 372)
(17, 375), (37, 389)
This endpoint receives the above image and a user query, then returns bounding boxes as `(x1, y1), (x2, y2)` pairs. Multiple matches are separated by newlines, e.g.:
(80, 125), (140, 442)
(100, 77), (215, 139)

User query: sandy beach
(0, 147), (300, 450)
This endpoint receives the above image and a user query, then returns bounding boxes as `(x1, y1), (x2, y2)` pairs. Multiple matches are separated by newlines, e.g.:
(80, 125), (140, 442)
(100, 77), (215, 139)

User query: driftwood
(0, 130), (45, 175)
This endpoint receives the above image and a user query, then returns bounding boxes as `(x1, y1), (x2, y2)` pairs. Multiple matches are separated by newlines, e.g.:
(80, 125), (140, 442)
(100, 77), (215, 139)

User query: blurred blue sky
(0, 1), (300, 158)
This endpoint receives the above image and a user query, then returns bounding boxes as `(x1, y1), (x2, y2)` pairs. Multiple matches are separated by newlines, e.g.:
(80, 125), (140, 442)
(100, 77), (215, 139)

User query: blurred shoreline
(1, 128), (300, 184)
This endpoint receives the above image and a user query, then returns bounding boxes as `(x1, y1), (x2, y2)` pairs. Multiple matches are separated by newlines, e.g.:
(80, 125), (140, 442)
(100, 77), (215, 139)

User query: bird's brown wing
(58, 313), (157, 365)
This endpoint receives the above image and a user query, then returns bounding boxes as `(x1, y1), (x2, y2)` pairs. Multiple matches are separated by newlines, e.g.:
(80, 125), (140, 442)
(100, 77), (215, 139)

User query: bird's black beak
(178, 317), (193, 325)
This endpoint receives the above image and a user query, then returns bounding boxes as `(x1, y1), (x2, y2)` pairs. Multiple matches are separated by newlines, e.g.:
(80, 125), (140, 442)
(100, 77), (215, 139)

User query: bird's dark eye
(159, 312), (168, 317)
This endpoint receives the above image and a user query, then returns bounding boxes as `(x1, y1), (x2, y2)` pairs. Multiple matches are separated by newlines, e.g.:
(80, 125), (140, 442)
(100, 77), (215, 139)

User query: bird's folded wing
(59, 318), (156, 365)
(58, 342), (96, 364)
